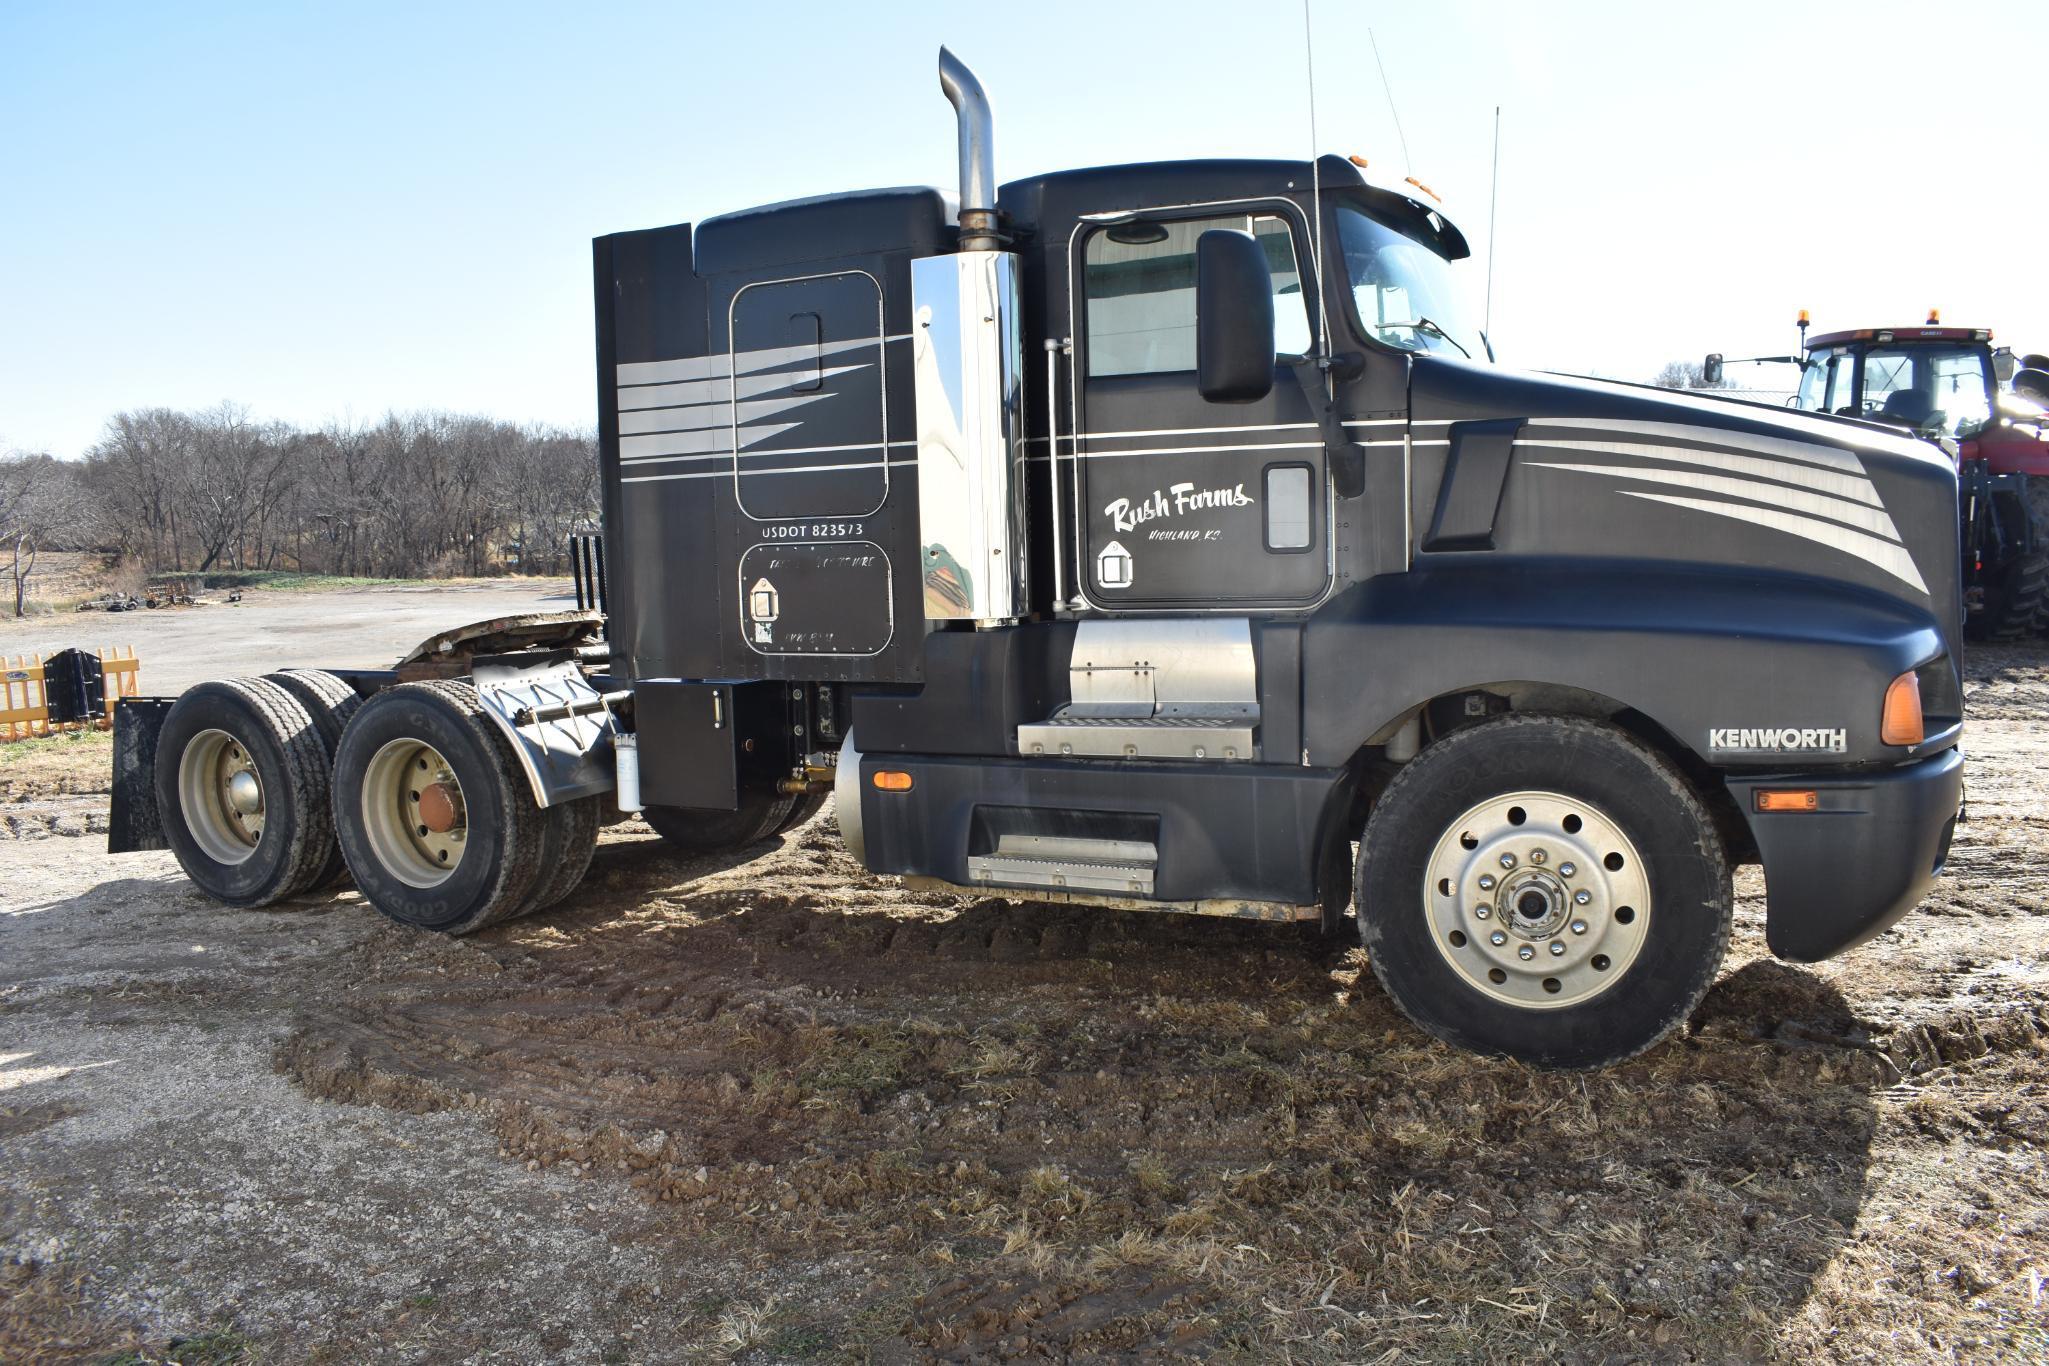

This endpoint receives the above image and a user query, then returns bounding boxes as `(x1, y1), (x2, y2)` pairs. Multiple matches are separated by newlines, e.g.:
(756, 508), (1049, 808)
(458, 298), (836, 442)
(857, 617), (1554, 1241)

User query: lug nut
(1549, 940), (1566, 957)
(1499, 853), (1517, 870)
(1478, 874), (1496, 891)
(1574, 889), (1592, 906)
(1489, 930), (1508, 946)
(1475, 904), (1492, 919)
(1518, 945), (1537, 961)
(1558, 862), (1576, 878)
(1570, 919), (1588, 935)
(1530, 849), (1547, 865)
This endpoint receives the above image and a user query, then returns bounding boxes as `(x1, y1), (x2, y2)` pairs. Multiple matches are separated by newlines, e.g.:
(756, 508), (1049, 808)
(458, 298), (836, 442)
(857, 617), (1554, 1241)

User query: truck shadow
(276, 834), (1885, 1357)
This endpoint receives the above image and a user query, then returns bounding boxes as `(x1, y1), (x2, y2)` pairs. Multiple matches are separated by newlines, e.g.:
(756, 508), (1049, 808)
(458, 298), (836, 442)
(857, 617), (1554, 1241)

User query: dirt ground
(2, 610), (2046, 1361)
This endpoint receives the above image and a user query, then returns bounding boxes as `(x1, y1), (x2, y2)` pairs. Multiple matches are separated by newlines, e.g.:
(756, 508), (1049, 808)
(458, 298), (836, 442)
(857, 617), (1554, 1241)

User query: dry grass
(0, 729), (112, 799)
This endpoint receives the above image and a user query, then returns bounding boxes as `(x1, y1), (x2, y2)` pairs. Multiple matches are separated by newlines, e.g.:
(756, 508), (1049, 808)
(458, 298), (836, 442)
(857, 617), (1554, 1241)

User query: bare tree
(70, 406), (600, 586)
(0, 451), (95, 616)
(1653, 360), (1726, 390)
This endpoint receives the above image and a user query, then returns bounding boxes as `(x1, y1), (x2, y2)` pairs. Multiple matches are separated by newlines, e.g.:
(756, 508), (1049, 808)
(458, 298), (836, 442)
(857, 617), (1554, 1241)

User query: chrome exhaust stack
(938, 46), (1000, 251)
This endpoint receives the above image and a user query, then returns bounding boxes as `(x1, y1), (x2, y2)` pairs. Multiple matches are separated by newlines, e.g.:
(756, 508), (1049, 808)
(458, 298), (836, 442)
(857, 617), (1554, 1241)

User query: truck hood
(1404, 356), (1963, 660)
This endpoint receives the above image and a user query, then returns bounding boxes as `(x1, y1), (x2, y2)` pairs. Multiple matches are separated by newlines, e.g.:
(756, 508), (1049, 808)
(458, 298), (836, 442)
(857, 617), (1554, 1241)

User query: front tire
(1356, 715), (1732, 1069)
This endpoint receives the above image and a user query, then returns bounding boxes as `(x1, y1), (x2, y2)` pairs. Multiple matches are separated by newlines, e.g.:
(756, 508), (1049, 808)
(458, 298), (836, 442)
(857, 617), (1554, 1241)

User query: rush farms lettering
(1105, 482), (1254, 533)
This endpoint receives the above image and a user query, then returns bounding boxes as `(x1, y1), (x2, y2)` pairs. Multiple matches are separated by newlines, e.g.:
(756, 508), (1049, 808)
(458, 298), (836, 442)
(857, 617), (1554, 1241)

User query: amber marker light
(1349, 154), (1369, 168)
(1755, 790), (1819, 813)
(872, 770), (914, 792)
(1881, 670), (1925, 747)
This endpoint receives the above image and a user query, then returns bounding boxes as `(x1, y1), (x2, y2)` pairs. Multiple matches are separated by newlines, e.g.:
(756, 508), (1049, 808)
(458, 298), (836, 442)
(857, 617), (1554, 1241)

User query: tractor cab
(1792, 325), (1996, 443)
(1708, 314), (2049, 637)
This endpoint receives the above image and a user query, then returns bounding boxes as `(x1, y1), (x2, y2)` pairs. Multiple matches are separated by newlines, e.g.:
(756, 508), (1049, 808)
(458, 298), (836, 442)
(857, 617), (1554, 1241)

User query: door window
(1083, 214), (1311, 377)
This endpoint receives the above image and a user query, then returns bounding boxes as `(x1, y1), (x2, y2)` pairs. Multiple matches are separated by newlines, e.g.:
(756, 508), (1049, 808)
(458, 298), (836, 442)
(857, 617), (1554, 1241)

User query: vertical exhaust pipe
(937, 46), (1000, 251)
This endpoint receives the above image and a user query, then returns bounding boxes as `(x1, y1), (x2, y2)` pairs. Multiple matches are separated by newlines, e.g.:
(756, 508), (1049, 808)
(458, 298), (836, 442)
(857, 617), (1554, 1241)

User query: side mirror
(1196, 229), (1275, 403)
(1702, 353), (1724, 387)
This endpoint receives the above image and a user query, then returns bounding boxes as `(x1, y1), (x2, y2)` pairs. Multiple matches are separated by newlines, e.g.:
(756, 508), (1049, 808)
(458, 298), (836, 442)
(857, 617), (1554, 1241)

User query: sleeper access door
(1071, 202), (1333, 611)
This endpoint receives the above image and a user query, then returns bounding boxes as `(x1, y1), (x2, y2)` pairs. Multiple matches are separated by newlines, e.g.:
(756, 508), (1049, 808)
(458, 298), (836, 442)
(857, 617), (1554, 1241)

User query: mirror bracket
(1291, 355), (1368, 499)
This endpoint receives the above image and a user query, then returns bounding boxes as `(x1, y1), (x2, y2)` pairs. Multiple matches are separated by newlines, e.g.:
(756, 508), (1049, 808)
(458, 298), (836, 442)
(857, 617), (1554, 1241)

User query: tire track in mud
(269, 643), (2049, 1357)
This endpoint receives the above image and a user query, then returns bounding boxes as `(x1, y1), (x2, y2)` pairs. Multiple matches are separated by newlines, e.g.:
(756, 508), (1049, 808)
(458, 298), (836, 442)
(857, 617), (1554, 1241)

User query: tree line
(1, 405), (599, 614)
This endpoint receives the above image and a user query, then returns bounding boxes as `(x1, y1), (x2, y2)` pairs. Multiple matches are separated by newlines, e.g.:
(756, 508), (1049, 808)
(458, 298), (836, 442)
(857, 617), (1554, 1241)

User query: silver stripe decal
(1527, 461), (1902, 541)
(619, 424), (805, 460)
(1021, 417), (1445, 447)
(1074, 441), (1325, 462)
(616, 334), (910, 387)
(617, 363), (872, 412)
(1621, 490), (1927, 593)
(1517, 438), (1883, 509)
(621, 439), (916, 468)
(623, 457), (918, 485)
(618, 391), (837, 436)
(1524, 418), (1867, 476)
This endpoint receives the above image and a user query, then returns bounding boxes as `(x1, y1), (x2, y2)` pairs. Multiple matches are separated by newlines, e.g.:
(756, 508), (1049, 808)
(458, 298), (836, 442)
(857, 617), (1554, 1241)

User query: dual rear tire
(157, 676), (600, 935)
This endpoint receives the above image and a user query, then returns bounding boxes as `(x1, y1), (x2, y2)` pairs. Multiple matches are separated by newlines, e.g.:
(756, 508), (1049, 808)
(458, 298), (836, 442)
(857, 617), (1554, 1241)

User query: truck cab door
(1071, 203), (1332, 610)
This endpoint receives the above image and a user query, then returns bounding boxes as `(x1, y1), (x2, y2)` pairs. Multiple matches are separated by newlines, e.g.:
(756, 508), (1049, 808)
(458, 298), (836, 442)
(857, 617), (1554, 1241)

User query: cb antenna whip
(1302, 0), (1326, 359)
(1369, 28), (1413, 177)
(1486, 104), (1500, 339)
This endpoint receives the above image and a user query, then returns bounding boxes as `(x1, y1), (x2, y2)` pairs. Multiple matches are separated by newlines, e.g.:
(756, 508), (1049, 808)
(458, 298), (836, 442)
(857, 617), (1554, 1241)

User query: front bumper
(1726, 745), (1964, 962)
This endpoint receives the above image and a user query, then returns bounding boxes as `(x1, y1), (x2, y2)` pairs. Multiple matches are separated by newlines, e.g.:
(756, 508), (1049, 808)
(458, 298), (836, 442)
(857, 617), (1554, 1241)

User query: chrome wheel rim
(362, 739), (468, 888)
(177, 728), (263, 865)
(1423, 790), (1651, 1009)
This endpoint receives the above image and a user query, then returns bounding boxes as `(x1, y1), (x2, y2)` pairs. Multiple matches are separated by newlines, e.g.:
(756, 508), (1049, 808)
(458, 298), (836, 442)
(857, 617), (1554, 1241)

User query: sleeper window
(1084, 213), (1312, 378)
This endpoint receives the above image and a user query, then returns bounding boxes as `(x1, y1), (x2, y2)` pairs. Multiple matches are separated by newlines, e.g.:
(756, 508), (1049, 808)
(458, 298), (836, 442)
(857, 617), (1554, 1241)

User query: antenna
(1485, 105), (1500, 340)
(1368, 29), (1413, 177)
(1302, 0), (1326, 359)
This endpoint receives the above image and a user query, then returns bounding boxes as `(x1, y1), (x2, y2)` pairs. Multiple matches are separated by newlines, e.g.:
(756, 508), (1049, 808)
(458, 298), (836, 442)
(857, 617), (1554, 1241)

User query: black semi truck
(110, 50), (1964, 1068)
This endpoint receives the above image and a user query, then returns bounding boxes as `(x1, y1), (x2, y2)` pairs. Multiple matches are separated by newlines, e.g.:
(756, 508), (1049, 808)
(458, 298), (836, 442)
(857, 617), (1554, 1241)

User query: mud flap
(107, 696), (175, 853)
(470, 651), (616, 808)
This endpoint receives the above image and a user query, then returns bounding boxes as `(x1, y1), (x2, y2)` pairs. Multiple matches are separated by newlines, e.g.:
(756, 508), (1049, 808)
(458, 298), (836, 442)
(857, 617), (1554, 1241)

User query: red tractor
(1710, 315), (2049, 638)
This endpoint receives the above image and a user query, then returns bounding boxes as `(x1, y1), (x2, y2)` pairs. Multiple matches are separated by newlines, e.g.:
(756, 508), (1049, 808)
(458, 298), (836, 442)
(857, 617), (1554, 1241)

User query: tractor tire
(156, 677), (336, 907)
(514, 795), (604, 918)
(642, 789), (800, 854)
(1972, 475), (2049, 640)
(263, 670), (362, 888)
(331, 680), (548, 935)
(1355, 714), (1733, 1069)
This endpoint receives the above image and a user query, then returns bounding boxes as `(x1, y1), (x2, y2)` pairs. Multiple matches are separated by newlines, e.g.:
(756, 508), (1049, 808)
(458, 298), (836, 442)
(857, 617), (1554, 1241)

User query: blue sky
(5, 1), (2046, 456)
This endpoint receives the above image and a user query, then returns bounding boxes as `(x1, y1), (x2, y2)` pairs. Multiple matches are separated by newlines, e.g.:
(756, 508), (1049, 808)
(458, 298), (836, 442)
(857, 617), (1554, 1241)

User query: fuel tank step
(965, 834), (1158, 896)
(1016, 713), (1256, 761)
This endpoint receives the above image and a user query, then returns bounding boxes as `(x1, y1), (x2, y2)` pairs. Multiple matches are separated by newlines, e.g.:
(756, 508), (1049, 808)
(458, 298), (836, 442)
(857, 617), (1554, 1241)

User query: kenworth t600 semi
(110, 50), (1964, 1068)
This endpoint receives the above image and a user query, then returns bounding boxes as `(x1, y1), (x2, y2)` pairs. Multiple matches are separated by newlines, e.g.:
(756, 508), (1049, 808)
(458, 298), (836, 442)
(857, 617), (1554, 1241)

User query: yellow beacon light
(1927, 308), (1941, 325)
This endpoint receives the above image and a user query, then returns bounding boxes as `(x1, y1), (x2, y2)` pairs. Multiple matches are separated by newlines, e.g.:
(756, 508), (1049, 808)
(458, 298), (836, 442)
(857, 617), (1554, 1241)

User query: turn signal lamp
(1755, 790), (1819, 813)
(872, 770), (914, 792)
(1881, 670), (1925, 747)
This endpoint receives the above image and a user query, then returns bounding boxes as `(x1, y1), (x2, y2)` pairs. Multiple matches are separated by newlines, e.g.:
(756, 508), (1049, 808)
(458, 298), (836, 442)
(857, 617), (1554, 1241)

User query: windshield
(1856, 345), (1992, 439)
(1337, 204), (1484, 361)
